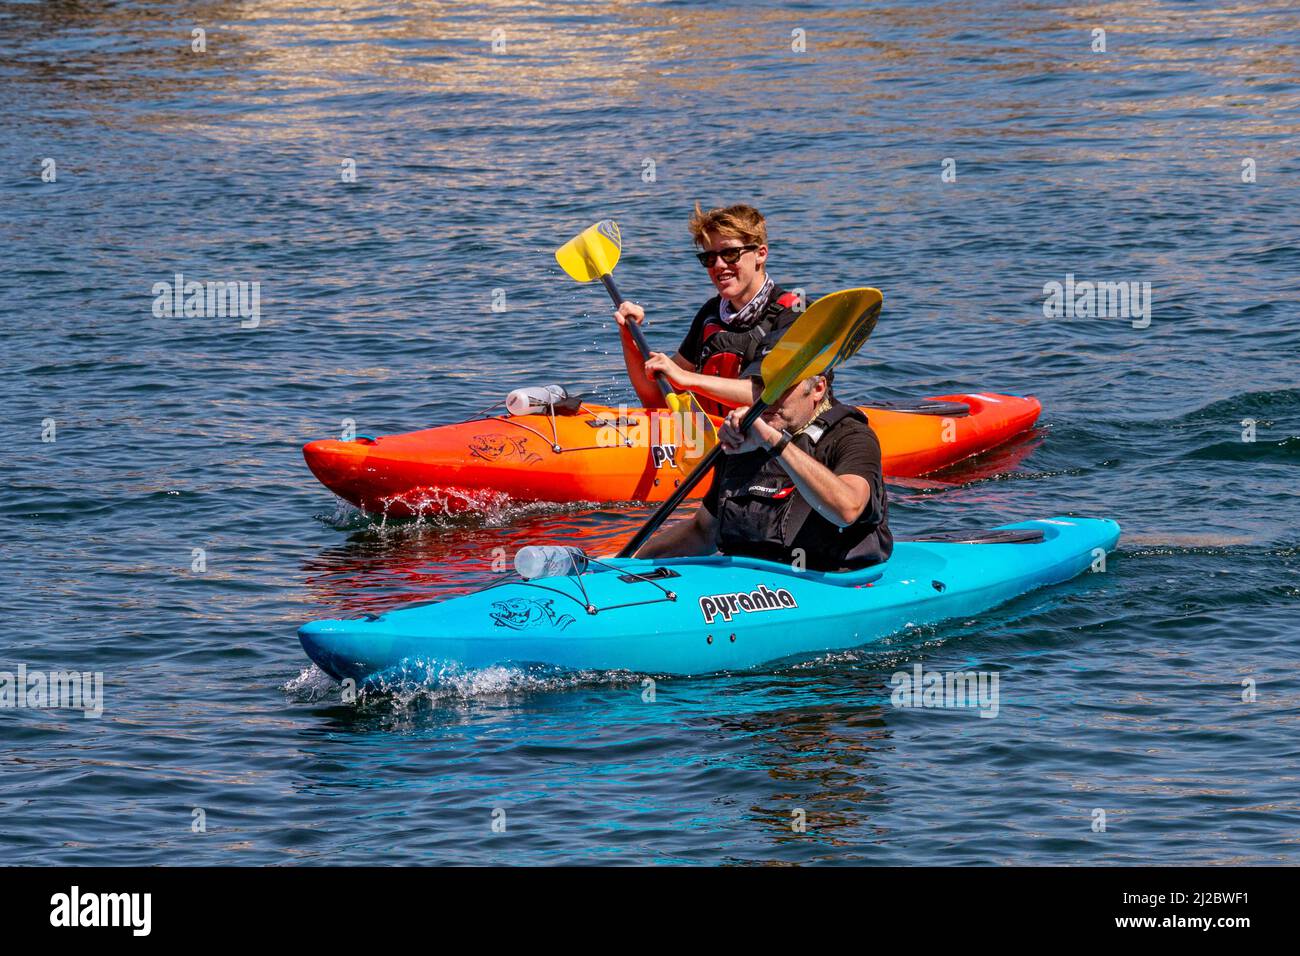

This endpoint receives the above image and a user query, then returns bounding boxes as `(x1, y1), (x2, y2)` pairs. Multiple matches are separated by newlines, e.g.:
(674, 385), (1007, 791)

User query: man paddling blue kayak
(633, 369), (893, 572)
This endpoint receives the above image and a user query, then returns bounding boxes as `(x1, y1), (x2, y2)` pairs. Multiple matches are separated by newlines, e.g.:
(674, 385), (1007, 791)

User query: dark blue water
(2, 0), (1297, 865)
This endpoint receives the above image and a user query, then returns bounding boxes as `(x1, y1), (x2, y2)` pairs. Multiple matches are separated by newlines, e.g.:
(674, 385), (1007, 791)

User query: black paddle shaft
(600, 274), (675, 404)
(617, 401), (767, 558)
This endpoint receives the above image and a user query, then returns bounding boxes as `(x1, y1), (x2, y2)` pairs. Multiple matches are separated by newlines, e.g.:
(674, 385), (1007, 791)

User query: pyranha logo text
(699, 585), (797, 624)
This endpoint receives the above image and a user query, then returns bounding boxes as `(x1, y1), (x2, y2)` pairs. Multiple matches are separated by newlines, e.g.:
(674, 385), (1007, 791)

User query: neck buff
(793, 395), (835, 436)
(718, 274), (774, 328)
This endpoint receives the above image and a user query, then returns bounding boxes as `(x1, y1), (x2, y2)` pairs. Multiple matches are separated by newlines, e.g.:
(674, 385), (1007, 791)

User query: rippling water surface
(2, 0), (1297, 865)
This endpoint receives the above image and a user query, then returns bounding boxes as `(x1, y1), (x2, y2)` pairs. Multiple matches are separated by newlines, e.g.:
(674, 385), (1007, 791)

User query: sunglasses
(695, 244), (758, 268)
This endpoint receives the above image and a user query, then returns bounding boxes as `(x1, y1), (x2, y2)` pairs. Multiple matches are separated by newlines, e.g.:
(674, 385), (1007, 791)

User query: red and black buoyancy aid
(692, 283), (800, 417)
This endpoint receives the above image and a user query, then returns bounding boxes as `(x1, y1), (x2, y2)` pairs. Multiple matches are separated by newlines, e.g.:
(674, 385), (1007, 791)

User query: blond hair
(687, 203), (768, 249)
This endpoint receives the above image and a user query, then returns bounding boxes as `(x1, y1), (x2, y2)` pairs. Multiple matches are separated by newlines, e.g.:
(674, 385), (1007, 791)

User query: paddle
(617, 287), (883, 559)
(556, 220), (717, 466)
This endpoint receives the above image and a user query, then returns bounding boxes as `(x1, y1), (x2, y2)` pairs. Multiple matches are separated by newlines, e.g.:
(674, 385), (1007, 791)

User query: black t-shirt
(702, 412), (892, 571)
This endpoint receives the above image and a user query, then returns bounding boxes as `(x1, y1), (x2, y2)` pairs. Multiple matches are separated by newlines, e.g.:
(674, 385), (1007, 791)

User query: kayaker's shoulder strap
(731, 283), (799, 368)
(762, 283), (800, 324)
(734, 284), (808, 383)
(797, 403), (867, 446)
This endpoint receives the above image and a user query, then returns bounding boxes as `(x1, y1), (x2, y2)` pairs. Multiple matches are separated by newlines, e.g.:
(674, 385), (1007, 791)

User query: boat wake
(314, 494), (607, 535)
(284, 661), (641, 708)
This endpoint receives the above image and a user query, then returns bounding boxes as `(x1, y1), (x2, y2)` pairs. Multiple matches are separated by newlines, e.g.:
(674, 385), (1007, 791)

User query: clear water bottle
(515, 545), (588, 580)
(506, 384), (568, 416)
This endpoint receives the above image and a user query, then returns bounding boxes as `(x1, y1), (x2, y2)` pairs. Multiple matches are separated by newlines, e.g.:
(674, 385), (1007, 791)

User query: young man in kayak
(614, 203), (802, 416)
(634, 371), (893, 572)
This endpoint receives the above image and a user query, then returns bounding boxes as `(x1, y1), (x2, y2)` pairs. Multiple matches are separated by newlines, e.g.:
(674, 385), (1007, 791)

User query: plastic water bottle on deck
(506, 384), (568, 416)
(515, 545), (589, 580)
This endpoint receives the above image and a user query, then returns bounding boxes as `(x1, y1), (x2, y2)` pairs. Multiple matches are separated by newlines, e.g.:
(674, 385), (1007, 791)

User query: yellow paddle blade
(665, 390), (718, 465)
(555, 220), (622, 282)
(758, 288), (883, 403)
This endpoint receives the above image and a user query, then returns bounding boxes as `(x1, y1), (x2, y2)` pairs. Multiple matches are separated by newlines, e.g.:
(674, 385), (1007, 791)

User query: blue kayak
(299, 516), (1120, 681)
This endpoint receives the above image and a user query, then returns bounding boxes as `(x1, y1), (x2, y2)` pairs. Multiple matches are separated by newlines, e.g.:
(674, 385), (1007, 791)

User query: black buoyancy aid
(693, 283), (799, 417)
(715, 403), (888, 571)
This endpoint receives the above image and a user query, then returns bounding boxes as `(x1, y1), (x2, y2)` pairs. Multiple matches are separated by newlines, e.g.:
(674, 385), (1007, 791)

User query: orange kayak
(303, 392), (1040, 517)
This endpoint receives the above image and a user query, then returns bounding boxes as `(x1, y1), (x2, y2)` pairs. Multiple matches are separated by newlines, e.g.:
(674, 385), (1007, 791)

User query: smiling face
(700, 230), (768, 307)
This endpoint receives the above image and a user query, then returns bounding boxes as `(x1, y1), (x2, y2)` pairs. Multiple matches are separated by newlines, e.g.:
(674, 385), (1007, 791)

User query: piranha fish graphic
(468, 434), (543, 465)
(489, 598), (575, 631)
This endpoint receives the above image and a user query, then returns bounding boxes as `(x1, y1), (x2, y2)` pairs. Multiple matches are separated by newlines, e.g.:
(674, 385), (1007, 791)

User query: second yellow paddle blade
(555, 220), (622, 282)
(665, 390), (718, 466)
(758, 288), (882, 403)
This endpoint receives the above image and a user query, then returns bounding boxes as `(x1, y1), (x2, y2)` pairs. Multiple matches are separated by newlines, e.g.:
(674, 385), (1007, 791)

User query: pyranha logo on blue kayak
(490, 598), (575, 631)
(699, 585), (797, 625)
